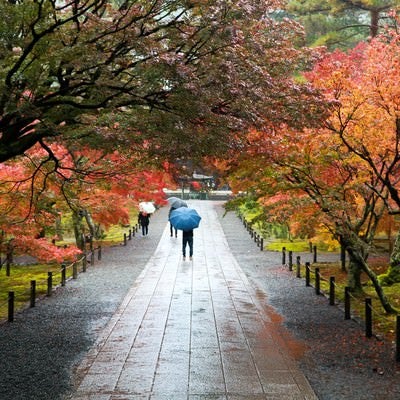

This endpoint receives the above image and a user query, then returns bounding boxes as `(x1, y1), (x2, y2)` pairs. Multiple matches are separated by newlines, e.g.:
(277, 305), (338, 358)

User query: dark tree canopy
(0, 0), (327, 164)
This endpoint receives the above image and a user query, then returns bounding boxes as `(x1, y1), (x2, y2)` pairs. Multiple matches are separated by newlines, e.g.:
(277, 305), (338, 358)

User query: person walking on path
(182, 229), (193, 260)
(168, 207), (178, 237)
(138, 211), (150, 236)
(170, 222), (178, 237)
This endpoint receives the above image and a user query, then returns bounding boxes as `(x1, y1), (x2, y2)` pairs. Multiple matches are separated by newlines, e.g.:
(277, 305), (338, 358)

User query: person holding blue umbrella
(169, 207), (201, 261)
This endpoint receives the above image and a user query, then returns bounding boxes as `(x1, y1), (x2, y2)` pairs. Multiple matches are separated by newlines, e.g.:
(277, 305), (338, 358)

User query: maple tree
(0, 156), (82, 263)
(0, 0), (326, 166)
(225, 24), (400, 312)
(0, 139), (172, 259)
(305, 25), (400, 289)
(226, 123), (397, 312)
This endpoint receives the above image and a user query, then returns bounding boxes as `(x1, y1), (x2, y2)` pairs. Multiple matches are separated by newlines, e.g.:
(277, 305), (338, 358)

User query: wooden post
(305, 262), (310, 286)
(313, 245), (317, 263)
(315, 267), (320, 295)
(128, 229), (132, 240)
(288, 251), (293, 271)
(344, 287), (351, 320)
(73, 262), (78, 279)
(90, 250), (95, 266)
(8, 291), (14, 322)
(260, 238), (264, 251)
(365, 298), (372, 338)
(61, 263), (66, 286)
(30, 280), (36, 308)
(296, 256), (301, 278)
(124, 233), (127, 246)
(329, 277), (335, 305)
(82, 250), (87, 272)
(47, 272), (53, 296)
(98, 245), (102, 261)
(282, 247), (286, 265)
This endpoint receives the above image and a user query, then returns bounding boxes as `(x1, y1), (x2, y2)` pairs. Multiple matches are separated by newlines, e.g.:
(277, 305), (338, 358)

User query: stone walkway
(71, 200), (317, 399)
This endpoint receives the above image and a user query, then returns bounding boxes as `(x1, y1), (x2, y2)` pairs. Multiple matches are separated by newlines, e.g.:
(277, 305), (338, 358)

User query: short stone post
(329, 277), (335, 305)
(344, 287), (351, 320)
(8, 291), (14, 322)
(315, 267), (320, 295)
(365, 298), (372, 338)
(82, 251), (87, 272)
(305, 262), (311, 286)
(61, 263), (66, 286)
(73, 262), (78, 279)
(30, 280), (36, 308)
(47, 272), (53, 296)
(296, 256), (301, 278)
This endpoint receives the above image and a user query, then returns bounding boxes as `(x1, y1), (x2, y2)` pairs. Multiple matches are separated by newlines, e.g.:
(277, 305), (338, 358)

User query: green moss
(379, 266), (400, 286)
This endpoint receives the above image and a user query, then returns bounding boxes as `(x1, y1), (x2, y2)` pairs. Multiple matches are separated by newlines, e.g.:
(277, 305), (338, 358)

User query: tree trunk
(348, 246), (397, 314)
(72, 211), (85, 250)
(341, 229), (397, 313)
(55, 214), (63, 240)
(370, 9), (379, 38)
(347, 256), (363, 292)
(84, 211), (96, 239)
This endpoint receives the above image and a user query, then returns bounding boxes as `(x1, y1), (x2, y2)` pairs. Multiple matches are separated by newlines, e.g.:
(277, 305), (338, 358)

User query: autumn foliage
(0, 141), (173, 262)
(225, 21), (400, 311)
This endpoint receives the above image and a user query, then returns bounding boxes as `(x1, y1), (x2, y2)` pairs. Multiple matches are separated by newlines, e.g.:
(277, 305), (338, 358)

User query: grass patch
(0, 263), (71, 320)
(266, 239), (311, 253)
(298, 260), (398, 342)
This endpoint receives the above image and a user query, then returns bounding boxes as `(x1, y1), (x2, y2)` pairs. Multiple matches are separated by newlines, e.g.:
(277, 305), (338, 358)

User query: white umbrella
(139, 202), (156, 214)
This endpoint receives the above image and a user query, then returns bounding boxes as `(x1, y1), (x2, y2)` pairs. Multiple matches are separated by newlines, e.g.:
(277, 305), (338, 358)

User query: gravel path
(1, 202), (400, 400)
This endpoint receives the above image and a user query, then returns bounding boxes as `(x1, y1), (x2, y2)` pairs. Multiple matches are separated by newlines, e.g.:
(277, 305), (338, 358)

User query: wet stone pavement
(69, 200), (318, 400)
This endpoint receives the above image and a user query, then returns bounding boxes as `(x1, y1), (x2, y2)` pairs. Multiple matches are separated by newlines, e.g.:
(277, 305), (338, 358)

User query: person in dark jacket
(182, 229), (193, 260)
(138, 211), (150, 235)
(168, 207), (178, 237)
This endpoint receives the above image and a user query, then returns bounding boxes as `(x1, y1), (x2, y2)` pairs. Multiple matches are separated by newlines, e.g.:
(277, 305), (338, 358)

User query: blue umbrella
(169, 207), (201, 231)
